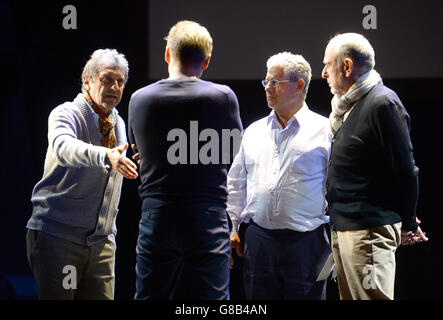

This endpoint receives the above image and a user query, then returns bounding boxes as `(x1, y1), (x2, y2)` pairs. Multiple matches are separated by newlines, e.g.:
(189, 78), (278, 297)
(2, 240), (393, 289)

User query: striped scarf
(329, 69), (382, 135)
(83, 89), (117, 148)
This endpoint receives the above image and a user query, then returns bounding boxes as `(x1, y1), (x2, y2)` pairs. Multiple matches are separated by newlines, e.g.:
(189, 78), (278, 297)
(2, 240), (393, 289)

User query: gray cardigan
(27, 93), (127, 246)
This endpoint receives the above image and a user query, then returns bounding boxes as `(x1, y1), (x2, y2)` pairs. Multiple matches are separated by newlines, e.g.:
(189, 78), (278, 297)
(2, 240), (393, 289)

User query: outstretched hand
(106, 143), (139, 179)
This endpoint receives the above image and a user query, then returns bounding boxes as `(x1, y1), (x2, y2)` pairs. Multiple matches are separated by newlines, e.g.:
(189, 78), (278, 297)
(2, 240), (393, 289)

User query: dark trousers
(135, 199), (230, 300)
(26, 229), (115, 300)
(243, 221), (330, 300)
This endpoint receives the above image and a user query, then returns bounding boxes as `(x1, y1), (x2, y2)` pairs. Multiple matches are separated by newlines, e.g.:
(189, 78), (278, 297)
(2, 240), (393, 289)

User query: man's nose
(321, 67), (327, 79)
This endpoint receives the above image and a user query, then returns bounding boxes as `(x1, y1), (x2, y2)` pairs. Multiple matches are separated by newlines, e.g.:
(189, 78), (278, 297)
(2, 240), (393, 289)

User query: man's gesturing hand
(106, 143), (139, 179)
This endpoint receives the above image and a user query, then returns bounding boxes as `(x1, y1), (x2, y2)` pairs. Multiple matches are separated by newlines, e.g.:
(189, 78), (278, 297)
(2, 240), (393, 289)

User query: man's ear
(165, 47), (171, 64)
(82, 77), (90, 91)
(343, 58), (354, 78)
(296, 78), (305, 94)
(201, 55), (211, 71)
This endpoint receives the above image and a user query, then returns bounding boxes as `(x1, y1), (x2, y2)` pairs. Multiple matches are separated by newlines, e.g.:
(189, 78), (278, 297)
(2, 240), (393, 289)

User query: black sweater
(128, 78), (243, 203)
(326, 83), (419, 231)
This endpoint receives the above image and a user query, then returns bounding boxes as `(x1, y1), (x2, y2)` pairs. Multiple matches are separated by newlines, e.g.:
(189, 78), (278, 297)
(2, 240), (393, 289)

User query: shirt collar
(267, 103), (309, 129)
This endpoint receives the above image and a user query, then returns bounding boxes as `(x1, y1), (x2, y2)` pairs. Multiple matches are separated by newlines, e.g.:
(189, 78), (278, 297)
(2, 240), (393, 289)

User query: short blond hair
(164, 20), (213, 66)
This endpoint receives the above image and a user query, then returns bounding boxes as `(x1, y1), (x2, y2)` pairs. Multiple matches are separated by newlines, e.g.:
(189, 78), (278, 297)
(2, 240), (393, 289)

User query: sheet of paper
(316, 253), (335, 281)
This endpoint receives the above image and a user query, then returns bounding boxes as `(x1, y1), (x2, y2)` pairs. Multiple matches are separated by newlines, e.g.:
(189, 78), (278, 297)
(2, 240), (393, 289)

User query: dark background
(0, 0), (441, 300)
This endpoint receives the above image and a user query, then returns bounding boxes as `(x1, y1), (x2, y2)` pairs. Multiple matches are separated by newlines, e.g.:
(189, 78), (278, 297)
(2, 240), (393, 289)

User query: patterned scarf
(83, 88), (117, 148)
(329, 69), (382, 135)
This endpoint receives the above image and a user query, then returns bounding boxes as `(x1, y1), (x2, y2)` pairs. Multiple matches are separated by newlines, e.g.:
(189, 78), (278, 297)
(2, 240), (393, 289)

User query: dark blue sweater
(128, 78), (243, 204)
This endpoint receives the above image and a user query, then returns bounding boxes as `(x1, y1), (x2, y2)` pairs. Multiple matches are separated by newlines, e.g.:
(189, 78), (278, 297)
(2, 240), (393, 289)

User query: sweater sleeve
(127, 94), (137, 153)
(48, 105), (109, 169)
(224, 88), (244, 165)
(227, 89), (243, 131)
(375, 97), (419, 231)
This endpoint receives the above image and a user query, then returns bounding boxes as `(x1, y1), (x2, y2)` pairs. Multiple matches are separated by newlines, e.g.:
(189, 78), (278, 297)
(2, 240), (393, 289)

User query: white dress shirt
(227, 104), (332, 233)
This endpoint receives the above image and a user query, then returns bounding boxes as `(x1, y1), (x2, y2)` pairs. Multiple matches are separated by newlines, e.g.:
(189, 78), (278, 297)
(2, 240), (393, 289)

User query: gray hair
(266, 52), (312, 98)
(327, 33), (375, 72)
(81, 49), (129, 86)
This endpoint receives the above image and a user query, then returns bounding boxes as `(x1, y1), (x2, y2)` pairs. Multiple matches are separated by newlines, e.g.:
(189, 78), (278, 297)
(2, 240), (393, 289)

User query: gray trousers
(26, 229), (116, 300)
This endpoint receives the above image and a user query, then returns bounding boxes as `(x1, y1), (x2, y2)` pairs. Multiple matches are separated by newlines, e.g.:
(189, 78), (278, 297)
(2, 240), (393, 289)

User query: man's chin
(103, 99), (120, 110)
(329, 87), (344, 97)
(330, 88), (341, 96)
(101, 103), (118, 113)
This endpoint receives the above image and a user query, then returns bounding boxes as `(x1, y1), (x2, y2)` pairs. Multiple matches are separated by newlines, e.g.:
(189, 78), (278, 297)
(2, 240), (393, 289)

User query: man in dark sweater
(128, 20), (242, 299)
(321, 33), (428, 300)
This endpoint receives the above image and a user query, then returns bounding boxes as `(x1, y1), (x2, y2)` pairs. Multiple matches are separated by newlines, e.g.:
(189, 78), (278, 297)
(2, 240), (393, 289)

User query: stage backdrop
(1, 0), (442, 300)
(148, 0), (443, 80)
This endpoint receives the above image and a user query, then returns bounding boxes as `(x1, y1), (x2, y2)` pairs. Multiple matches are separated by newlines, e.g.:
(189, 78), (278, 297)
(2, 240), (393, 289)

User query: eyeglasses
(261, 79), (295, 88)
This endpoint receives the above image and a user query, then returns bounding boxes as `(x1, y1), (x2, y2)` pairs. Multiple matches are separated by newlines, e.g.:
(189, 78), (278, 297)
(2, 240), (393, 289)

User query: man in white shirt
(227, 52), (332, 299)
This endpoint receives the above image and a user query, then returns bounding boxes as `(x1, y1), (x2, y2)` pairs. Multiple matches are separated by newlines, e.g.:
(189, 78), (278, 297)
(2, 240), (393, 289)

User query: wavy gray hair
(267, 51), (312, 99)
(81, 49), (129, 86)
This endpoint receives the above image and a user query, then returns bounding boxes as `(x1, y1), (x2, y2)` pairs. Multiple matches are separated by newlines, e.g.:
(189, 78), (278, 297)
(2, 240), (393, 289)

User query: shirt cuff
(230, 218), (240, 234)
(98, 149), (110, 169)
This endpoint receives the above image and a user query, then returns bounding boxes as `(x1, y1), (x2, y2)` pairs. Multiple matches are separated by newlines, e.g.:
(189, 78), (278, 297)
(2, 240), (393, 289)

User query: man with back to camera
(227, 52), (332, 299)
(26, 49), (138, 299)
(128, 20), (243, 300)
(321, 33), (428, 300)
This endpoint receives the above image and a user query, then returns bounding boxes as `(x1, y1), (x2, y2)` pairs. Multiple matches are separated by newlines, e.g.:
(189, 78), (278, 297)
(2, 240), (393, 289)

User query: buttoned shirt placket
(268, 114), (298, 227)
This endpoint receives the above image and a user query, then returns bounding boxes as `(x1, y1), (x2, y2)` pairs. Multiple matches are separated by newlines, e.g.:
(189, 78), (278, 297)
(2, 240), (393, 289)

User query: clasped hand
(401, 218), (429, 246)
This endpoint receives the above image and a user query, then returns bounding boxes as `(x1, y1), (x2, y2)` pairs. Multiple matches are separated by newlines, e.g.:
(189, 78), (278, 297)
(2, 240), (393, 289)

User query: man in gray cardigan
(26, 49), (138, 299)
